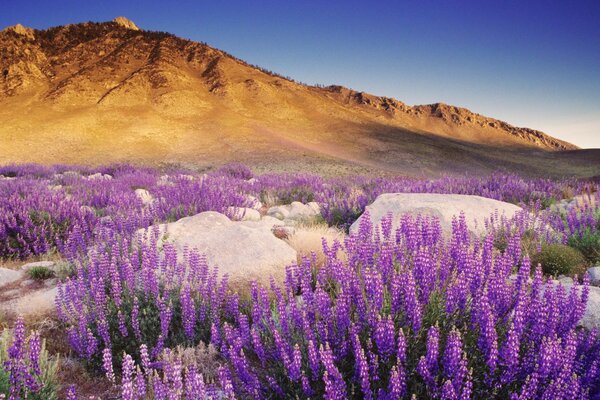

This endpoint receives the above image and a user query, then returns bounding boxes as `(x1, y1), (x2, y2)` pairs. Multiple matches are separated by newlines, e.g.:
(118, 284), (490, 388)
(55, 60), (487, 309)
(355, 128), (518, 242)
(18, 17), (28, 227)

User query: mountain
(0, 17), (597, 177)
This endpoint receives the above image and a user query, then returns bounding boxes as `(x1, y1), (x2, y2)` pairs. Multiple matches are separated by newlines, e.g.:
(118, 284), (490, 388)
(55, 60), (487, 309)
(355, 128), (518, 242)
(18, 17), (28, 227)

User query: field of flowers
(1, 163), (599, 399)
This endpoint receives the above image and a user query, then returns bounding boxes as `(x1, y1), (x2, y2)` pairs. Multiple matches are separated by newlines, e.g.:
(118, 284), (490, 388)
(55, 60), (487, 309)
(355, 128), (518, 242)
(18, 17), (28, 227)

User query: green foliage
(0, 329), (60, 400)
(328, 207), (364, 231)
(567, 229), (600, 264)
(531, 244), (588, 277)
(539, 197), (556, 210)
(264, 186), (315, 205)
(27, 266), (55, 280)
(54, 261), (75, 280)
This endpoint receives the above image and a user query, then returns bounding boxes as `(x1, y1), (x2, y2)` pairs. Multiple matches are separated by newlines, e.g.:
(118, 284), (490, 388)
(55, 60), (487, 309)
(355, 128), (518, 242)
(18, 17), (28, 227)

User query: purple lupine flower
(441, 380), (457, 400)
(66, 384), (78, 400)
(352, 332), (372, 400)
(417, 325), (440, 391)
(180, 285), (196, 339)
(102, 347), (115, 383)
(320, 343), (346, 400)
(27, 331), (41, 376)
(374, 315), (396, 362)
(121, 353), (135, 400)
(388, 365), (406, 399)
(218, 367), (236, 400)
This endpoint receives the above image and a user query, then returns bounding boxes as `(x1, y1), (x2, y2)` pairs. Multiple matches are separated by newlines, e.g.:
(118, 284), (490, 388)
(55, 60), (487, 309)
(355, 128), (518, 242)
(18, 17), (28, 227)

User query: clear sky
(2, 0), (599, 148)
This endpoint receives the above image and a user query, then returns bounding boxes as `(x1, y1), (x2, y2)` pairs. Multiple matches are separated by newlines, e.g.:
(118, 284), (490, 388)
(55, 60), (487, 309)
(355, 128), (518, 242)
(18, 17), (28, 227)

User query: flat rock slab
(20, 261), (56, 271)
(0, 268), (24, 287)
(350, 193), (523, 237)
(137, 211), (297, 286)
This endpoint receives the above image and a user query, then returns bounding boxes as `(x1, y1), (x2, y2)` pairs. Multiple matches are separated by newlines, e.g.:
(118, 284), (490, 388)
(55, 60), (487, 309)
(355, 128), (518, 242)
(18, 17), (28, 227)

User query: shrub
(210, 214), (598, 398)
(531, 244), (588, 277)
(57, 231), (231, 371)
(27, 266), (55, 281)
(568, 229), (600, 264)
(216, 163), (253, 180)
(0, 318), (60, 400)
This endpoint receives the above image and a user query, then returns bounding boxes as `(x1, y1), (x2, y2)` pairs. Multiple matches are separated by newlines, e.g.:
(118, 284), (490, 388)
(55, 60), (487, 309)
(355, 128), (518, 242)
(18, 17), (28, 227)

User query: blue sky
(2, 0), (599, 148)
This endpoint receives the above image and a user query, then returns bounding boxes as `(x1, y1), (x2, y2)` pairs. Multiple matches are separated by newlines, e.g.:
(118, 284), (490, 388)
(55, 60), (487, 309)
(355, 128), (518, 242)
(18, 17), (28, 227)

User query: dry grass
(285, 222), (346, 265)
(160, 342), (222, 384)
(0, 251), (64, 270)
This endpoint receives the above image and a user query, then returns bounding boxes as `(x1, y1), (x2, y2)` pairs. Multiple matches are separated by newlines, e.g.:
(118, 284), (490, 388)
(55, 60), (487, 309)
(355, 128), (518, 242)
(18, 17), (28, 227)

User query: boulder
(350, 193), (523, 237)
(267, 202), (321, 221)
(135, 188), (154, 205)
(561, 283), (600, 330)
(137, 212), (297, 286)
(227, 206), (261, 222)
(588, 266), (600, 286)
(267, 205), (290, 220)
(0, 268), (23, 287)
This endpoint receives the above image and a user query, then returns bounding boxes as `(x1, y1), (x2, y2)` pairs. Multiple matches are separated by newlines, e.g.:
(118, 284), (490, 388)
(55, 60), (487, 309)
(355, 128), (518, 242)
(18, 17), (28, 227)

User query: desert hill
(0, 17), (597, 177)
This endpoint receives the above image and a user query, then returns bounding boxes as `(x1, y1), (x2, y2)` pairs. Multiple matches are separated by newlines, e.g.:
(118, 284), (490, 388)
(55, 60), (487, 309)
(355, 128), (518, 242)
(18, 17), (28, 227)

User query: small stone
(135, 188), (154, 205)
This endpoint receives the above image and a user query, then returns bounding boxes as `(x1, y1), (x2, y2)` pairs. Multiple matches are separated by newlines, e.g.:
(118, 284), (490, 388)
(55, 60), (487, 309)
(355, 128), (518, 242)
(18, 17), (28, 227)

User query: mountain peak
(112, 16), (140, 31)
(2, 23), (35, 39)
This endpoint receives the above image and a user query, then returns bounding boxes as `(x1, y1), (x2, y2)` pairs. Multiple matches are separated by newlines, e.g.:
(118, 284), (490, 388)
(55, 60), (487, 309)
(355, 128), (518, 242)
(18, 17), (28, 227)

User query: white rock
(267, 206), (290, 220)
(241, 216), (285, 230)
(245, 195), (263, 210)
(87, 172), (112, 180)
(246, 178), (258, 184)
(0, 268), (23, 287)
(15, 287), (58, 316)
(267, 202), (321, 221)
(136, 212), (297, 286)
(307, 202), (321, 214)
(227, 207), (261, 222)
(588, 266), (600, 285)
(135, 188), (154, 205)
(20, 261), (56, 271)
(561, 283), (600, 330)
(349, 193), (523, 237)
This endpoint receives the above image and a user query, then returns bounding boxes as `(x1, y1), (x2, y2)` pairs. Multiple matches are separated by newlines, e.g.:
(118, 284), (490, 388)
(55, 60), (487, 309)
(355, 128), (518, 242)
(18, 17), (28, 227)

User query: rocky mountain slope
(0, 17), (596, 176)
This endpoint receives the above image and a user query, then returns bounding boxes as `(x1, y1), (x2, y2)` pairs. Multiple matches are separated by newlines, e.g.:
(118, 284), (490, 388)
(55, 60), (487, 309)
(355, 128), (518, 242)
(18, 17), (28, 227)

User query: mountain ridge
(1, 17), (596, 177)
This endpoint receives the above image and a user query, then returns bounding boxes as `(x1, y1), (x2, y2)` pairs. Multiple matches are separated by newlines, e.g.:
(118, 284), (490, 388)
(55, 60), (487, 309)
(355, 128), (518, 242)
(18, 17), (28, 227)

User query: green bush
(531, 244), (588, 277)
(27, 266), (55, 281)
(567, 229), (600, 264)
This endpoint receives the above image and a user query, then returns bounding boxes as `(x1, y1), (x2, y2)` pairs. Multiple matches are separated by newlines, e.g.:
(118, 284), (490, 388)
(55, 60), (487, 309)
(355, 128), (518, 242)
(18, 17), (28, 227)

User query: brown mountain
(0, 17), (597, 176)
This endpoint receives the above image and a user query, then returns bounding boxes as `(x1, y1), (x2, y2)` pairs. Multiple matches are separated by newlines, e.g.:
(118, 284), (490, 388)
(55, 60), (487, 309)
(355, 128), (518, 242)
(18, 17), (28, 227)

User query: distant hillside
(1, 17), (596, 177)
